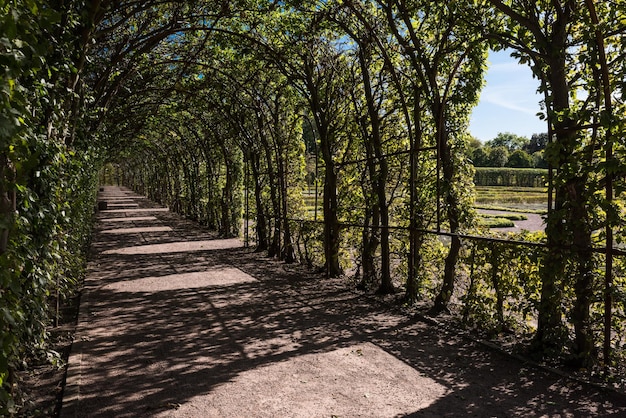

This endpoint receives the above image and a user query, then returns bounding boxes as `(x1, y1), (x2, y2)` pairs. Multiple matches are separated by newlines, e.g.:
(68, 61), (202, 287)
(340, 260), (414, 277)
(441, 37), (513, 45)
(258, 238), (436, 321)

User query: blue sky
(469, 49), (547, 143)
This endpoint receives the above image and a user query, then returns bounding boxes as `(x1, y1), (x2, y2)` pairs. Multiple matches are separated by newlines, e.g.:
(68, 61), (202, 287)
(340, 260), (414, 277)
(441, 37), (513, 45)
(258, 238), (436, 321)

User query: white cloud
(481, 85), (542, 115)
(488, 61), (529, 74)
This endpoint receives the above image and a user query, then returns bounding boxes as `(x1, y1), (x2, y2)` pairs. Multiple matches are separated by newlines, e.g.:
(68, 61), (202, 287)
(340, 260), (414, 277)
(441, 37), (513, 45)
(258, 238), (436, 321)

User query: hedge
(474, 167), (548, 187)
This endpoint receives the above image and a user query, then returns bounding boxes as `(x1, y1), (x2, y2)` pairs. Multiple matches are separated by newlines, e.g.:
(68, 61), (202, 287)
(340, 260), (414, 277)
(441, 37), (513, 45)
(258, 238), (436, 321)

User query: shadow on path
(62, 186), (626, 417)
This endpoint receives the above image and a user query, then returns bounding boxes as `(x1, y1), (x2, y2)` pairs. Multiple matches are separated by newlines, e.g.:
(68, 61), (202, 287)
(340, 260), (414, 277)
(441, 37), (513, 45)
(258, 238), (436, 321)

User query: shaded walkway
(62, 186), (626, 417)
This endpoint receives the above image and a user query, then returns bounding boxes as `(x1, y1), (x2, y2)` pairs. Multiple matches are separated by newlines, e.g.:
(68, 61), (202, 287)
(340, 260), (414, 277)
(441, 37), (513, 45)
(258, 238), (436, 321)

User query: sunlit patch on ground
(101, 268), (257, 291)
(101, 208), (170, 213)
(169, 342), (448, 417)
(102, 239), (243, 255)
(101, 226), (173, 234)
(106, 203), (140, 208)
(100, 216), (158, 222)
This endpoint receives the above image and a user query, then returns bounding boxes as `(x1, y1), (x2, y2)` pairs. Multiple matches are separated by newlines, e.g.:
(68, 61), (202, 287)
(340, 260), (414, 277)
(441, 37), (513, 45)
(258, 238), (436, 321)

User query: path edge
(60, 273), (91, 417)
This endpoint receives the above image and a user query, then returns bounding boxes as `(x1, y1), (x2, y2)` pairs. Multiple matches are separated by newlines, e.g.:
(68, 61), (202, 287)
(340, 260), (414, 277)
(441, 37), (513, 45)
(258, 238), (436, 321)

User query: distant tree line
(469, 132), (548, 168)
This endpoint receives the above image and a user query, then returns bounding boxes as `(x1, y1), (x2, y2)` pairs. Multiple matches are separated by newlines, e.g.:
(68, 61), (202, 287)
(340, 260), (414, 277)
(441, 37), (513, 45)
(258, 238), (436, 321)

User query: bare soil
(13, 295), (79, 417)
(16, 186), (626, 417)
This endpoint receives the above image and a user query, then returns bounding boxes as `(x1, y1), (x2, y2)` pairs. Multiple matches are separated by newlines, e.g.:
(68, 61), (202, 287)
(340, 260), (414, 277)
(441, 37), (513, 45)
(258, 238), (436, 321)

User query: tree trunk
(322, 159), (341, 277)
(354, 41), (393, 293)
(250, 152), (268, 251)
(406, 97), (424, 303)
(304, 56), (342, 277)
(257, 123), (281, 257)
(204, 161), (218, 230)
(189, 160), (199, 221)
(277, 145), (296, 263)
(359, 214), (378, 289)
(431, 120), (462, 314)
(220, 174), (232, 237)
(536, 48), (582, 356)
(217, 142), (235, 238)
(489, 0), (596, 364)
(375, 169), (393, 294)
(315, 109), (342, 277)
(432, 234), (461, 314)
(359, 135), (379, 289)
(568, 178), (595, 365)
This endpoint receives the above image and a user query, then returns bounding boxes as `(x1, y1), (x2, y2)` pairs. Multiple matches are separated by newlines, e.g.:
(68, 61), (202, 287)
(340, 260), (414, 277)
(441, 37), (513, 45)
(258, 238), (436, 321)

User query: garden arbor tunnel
(2, 1), (626, 405)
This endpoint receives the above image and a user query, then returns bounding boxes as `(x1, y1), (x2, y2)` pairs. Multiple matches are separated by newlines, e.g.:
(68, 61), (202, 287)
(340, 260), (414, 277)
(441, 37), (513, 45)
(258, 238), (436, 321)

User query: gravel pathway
(61, 186), (626, 417)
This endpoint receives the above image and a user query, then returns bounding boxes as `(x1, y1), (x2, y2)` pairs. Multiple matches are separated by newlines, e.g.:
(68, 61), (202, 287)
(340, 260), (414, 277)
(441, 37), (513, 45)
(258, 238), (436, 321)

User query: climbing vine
(0, 1), (103, 412)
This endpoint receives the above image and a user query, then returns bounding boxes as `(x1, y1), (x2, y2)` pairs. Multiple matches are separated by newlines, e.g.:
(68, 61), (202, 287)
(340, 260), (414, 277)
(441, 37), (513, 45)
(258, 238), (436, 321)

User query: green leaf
(1, 307), (17, 327)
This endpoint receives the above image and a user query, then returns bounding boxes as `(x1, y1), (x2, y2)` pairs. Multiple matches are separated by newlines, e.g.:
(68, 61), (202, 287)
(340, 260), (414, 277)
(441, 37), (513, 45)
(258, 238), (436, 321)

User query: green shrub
(460, 231), (545, 334)
(478, 217), (515, 228)
(474, 167), (548, 187)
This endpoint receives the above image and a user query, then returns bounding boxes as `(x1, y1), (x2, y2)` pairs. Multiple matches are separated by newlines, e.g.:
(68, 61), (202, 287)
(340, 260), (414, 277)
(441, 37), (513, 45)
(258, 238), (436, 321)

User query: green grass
(303, 186), (548, 219)
(477, 211), (529, 229)
(475, 186), (547, 205)
(474, 185), (547, 214)
(477, 217), (515, 228)
(475, 204), (546, 215)
(480, 213), (528, 221)
(476, 186), (548, 192)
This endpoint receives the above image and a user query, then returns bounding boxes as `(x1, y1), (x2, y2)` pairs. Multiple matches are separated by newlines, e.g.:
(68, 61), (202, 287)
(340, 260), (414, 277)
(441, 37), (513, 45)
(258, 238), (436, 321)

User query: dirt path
(61, 186), (626, 417)
(478, 209), (545, 233)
